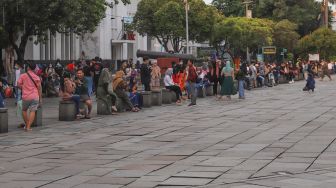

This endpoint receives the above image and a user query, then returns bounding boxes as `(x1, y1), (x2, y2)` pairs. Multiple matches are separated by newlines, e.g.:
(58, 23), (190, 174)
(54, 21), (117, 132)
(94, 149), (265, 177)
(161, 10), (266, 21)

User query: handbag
(232, 82), (238, 95)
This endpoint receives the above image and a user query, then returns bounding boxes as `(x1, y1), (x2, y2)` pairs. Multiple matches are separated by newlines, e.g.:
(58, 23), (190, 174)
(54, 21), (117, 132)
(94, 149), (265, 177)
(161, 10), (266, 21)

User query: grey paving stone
(160, 177), (213, 186)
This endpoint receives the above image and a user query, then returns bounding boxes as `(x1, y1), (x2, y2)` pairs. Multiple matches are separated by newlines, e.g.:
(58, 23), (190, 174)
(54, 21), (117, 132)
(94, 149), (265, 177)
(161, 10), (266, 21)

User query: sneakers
(188, 103), (196, 106)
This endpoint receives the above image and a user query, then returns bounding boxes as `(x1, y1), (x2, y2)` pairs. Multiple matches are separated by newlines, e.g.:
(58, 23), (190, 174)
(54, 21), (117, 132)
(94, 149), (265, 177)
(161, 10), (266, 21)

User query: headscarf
(223, 61), (233, 74)
(112, 71), (125, 90)
(165, 68), (173, 76)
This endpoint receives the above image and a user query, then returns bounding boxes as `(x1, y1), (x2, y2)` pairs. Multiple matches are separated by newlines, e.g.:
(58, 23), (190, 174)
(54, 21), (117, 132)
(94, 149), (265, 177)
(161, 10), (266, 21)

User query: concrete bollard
(32, 106), (42, 127)
(162, 89), (172, 104)
(59, 100), (77, 121)
(0, 108), (8, 133)
(170, 91), (177, 102)
(197, 87), (206, 98)
(206, 85), (214, 96)
(141, 91), (152, 108)
(151, 90), (162, 106)
(97, 99), (111, 115)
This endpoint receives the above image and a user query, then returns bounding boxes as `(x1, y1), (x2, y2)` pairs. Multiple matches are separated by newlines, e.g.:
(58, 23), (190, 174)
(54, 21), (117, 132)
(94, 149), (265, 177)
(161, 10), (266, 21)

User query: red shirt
(187, 66), (197, 82)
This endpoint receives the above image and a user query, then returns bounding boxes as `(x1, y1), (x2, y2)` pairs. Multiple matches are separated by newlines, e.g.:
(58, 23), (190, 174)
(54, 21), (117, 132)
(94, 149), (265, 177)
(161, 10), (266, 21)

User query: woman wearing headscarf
(219, 61), (235, 100)
(164, 68), (182, 104)
(112, 71), (139, 112)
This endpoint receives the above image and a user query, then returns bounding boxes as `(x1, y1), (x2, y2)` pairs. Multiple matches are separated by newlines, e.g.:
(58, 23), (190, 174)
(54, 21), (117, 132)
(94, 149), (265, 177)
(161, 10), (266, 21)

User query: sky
(203, 0), (212, 4)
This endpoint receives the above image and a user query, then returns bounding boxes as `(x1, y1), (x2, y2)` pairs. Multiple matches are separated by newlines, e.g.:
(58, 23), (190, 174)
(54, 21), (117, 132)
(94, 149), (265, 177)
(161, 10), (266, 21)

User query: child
(303, 73), (315, 92)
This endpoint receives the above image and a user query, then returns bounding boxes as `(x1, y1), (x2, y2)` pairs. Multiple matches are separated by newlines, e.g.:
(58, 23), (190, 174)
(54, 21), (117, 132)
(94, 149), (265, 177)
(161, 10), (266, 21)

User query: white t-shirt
(328, 63), (333, 70)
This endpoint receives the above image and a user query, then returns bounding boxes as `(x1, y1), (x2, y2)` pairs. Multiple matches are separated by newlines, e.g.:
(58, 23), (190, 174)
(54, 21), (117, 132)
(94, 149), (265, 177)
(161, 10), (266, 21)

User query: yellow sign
(262, 46), (276, 54)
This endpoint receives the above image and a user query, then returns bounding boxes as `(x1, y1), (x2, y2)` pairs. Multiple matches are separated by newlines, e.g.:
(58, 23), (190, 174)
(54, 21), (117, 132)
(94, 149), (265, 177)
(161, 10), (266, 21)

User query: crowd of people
(0, 56), (335, 131)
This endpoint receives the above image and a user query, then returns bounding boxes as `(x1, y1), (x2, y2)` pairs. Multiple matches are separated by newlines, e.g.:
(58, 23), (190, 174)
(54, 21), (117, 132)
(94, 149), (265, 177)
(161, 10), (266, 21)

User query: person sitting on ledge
(97, 66), (118, 115)
(61, 72), (83, 119)
(164, 68), (182, 105)
(113, 71), (140, 112)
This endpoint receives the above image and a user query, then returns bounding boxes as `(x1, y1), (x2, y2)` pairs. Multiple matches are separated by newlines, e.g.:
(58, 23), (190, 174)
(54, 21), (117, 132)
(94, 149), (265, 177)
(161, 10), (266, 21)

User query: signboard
(123, 17), (133, 24)
(257, 54), (264, 62)
(309, 54), (320, 61)
(262, 46), (277, 55)
(246, 10), (252, 18)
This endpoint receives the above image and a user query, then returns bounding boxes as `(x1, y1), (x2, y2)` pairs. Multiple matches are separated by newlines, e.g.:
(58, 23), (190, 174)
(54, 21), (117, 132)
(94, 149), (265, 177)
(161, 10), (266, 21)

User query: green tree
(212, 17), (274, 57)
(0, 0), (129, 64)
(273, 19), (300, 52)
(211, 0), (244, 17)
(296, 28), (336, 60)
(253, 0), (321, 36)
(134, 0), (218, 53)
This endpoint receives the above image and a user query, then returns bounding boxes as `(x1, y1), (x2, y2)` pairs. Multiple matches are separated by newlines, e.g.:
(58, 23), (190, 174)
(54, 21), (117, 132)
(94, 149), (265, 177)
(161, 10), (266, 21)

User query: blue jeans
(0, 94), (4, 108)
(85, 76), (93, 97)
(238, 80), (245, 98)
(71, 95), (81, 114)
(188, 81), (196, 105)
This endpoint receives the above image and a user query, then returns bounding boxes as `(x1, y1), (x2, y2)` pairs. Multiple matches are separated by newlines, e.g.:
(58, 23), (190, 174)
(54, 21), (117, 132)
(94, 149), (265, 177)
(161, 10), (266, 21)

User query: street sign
(257, 54), (264, 62)
(123, 17), (133, 24)
(262, 46), (276, 55)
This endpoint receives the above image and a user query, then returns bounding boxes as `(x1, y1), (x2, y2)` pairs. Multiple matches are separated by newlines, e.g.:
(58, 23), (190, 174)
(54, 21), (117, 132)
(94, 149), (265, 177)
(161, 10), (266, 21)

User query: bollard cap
(0, 108), (8, 113)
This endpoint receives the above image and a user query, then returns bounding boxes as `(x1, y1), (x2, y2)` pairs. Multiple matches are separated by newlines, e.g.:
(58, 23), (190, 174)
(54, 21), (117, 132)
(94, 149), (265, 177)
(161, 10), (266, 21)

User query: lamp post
(184, 0), (189, 54)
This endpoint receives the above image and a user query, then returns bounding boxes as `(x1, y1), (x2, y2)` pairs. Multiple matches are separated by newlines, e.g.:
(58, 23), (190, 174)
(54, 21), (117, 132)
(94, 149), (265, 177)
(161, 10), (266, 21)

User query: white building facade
(2, 0), (151, 64)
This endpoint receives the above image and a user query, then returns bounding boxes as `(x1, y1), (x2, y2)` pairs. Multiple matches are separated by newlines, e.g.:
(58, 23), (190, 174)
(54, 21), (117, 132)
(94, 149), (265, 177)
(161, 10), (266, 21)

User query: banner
(308, 54), (319, 61)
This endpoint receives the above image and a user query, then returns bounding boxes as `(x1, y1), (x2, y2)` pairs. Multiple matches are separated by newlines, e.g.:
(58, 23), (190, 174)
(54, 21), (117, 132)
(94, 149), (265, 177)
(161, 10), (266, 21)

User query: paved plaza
(1, 78), (336, 188)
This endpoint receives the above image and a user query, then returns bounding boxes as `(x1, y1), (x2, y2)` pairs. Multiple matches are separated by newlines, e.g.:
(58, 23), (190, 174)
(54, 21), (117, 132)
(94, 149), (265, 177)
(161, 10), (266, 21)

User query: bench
(151, 89), (162, 106)
(162, 88), (172, 104)
(141, 91), (152, 108)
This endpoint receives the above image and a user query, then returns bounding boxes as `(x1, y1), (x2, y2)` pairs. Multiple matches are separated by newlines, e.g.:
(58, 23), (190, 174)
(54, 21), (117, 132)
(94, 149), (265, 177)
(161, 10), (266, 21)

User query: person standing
(211, 60), (221, 96)
(187, 60), (197, 106)
(151, 61), (161, 91)
(236, 66), (246, 99)
(17, 62), (42, 131)
(219, 61), (235, 100)
(140, 57), (152, 91)
(321, 61), (332, 81)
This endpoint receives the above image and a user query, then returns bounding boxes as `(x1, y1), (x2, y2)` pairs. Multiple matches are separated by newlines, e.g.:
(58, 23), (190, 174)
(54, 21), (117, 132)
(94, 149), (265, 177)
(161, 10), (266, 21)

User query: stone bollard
(97, 99), (111, 115)
(197, 87), (206, 98)
(59, 100), (77, 121)
(162, 89), (172, 104)
(32, 106), (42, 127)
(151, 90), (162, 106)
(141, 91), (152, 108)
(116, 97), (126, 112)
(206, 85), (214, 96)
(170, 91), (177, 102)
(0, 108), (8, 133)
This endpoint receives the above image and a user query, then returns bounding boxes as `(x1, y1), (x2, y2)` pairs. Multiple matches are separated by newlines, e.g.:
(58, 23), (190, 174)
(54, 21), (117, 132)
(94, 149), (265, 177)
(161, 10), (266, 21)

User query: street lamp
(184, 0), (189, 54)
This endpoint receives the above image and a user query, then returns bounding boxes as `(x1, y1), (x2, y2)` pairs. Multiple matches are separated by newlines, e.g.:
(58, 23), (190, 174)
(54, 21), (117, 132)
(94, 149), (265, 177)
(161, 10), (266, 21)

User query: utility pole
(184, 0), (189, 54)
(324, 0), (329, 28)
(242, 0), (253, 63)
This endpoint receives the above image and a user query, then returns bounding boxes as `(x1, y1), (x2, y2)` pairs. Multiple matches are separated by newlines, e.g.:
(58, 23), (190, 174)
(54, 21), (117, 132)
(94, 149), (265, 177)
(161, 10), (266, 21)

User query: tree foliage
(212, 0), (321, 36)
(211, 0), (244, 17)
(273, 19), (300, 52)
(212, 17), (274, 57)
(134, 0), (219, 53)
(0, 0), (129, 64)
(296, 28), (336, 60)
